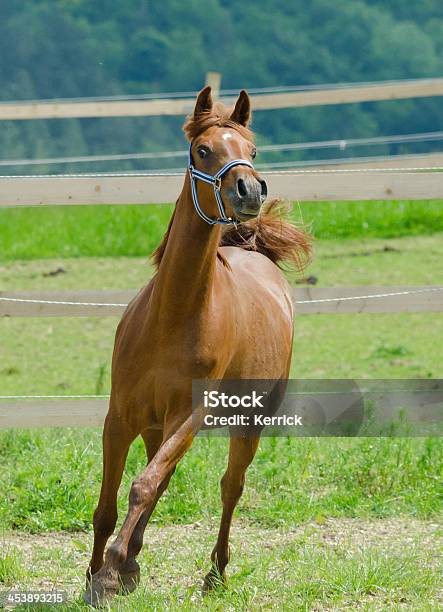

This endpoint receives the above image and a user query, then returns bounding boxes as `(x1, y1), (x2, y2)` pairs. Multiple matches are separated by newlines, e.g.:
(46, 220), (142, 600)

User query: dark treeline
(1, 0), (443, 173)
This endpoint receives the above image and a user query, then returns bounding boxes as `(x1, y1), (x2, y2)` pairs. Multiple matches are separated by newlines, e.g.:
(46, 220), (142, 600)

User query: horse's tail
(220, 198), (312, 273)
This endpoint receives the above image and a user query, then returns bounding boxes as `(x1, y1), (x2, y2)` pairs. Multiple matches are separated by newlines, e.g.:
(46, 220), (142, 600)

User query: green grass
(0, 546), (24, 586)
(1, 199), (443, 259)
(1, 520), (441, 610)
(0, 430), (441, 533)
(1, 234), (443, 398)
(1, 222), (442, 608)
(0, 233), (442, 532)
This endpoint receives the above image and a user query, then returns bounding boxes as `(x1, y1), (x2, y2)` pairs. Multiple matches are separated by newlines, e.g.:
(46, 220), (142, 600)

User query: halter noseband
(188, 143), (254, 225)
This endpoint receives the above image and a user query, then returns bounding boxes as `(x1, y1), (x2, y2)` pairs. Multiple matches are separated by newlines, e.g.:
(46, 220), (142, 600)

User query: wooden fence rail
(0, 394), (441, 429)
(1, 170), (443, 207)
(0, 399), (108, 428)
(2, 77), (443, 120)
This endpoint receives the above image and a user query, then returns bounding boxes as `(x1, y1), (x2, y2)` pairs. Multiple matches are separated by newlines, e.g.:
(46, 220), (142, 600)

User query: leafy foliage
(1, 1), (443, 171)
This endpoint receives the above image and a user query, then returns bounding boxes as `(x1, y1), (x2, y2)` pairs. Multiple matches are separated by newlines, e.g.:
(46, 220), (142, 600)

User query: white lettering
(202, 390), (265, 409)
(254, 414), (303, 426)
(203, 390), (220, 408)
(204, 414), (250, 427)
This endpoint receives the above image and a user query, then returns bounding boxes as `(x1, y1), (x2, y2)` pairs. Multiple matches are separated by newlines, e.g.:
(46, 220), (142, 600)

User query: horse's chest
(140, 319), (227, 378)
(159, 336), (222, 374)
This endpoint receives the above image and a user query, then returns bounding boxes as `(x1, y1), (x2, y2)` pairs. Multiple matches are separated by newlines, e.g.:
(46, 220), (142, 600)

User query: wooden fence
(1, 169), (443, 207)
(1, 168), (442, 427)
(2, 77), (443, 120)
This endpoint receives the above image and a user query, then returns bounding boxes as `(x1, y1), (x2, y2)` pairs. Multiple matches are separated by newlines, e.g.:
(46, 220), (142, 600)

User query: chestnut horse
(85, 87), (311, 606)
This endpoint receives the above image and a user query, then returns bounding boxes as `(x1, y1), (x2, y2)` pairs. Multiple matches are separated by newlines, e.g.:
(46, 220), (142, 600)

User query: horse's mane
(152, 102), (311, 274)
(220, 198), (312, 273)
(152, 198), (311, 274)
(183, 101), (254, 142)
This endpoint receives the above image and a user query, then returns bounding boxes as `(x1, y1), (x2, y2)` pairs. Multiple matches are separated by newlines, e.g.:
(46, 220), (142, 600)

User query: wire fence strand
(2, 130), (443, 167)
(1, 286), (443, 308)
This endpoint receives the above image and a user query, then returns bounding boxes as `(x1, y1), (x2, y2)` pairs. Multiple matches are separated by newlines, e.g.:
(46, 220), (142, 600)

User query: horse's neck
(151, 176), (222, 326)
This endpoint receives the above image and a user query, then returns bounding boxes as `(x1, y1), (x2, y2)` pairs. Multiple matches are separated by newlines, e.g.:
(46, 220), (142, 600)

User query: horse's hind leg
(203, 435), (260, 591)
(118, 428), (175, 593)
(87, 414), (137, 579)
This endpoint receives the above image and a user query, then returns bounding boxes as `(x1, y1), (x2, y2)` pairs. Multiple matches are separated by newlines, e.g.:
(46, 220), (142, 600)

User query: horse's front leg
(203, 435), (260, 591)
(84, 414), (196, 608)
(118, 428), (175, 594)
(87, 413), (137, 580)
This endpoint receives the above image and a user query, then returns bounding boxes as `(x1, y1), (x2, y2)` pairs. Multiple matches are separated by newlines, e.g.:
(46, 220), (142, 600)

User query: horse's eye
(198, 147), (208, 159)
(251, 148), (257, 159)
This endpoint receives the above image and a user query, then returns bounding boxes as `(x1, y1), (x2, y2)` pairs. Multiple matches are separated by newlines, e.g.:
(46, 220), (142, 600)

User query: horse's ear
(194, 86), (213, 118)
(230, 90), (251, 127)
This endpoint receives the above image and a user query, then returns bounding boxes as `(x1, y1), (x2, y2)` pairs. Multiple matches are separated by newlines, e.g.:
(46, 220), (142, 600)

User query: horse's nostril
(237, 178), (248, 198)
(260, 180), (268, 198)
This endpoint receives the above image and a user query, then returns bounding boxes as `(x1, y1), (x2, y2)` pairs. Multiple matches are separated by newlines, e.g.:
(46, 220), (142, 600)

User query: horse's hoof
(83, 567), (119, 608)
(202, 567), (227, 594)
(118, 558), (141, 595)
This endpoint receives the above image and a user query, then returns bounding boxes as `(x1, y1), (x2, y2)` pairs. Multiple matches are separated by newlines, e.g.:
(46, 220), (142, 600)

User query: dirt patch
(1, 518), (441, 608)
(2, 516), (441, 571)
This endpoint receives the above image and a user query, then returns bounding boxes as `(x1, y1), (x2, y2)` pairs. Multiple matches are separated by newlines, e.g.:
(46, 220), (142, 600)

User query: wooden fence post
(205, 72), (222, 100)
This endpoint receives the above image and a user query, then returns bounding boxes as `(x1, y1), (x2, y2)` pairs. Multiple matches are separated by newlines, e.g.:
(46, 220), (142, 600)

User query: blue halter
(188, 143), (254, 225)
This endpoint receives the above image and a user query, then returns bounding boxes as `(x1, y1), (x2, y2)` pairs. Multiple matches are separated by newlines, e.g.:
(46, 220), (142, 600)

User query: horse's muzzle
(236, 176), (267, 201)
(232, 176), (267, 220)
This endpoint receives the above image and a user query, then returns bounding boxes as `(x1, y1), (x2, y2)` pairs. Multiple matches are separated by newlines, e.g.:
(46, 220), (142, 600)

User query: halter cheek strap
(188, 143), (254, 225)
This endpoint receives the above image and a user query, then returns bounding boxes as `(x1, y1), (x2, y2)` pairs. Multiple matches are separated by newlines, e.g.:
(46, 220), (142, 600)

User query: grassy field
(2, 232), (443, 399)
(1, 233), (442, 531)
(1, 199), (443, 259)
(1, 519), (441, 610)
(1, 202), (442, 609)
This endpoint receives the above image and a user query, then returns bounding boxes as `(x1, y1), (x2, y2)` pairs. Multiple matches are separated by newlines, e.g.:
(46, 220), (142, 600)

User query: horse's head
(184, 86), (267, 224)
